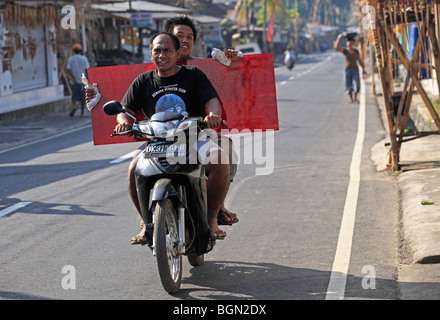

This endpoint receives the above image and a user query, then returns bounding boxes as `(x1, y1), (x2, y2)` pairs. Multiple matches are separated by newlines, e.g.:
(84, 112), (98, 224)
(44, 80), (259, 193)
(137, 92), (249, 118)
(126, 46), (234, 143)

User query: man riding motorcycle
(86, 16), (240, 244)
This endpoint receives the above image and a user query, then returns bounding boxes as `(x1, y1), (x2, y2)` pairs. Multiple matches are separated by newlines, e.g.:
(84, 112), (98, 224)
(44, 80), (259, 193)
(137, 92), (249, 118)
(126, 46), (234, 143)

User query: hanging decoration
(3, 3), (60, 29)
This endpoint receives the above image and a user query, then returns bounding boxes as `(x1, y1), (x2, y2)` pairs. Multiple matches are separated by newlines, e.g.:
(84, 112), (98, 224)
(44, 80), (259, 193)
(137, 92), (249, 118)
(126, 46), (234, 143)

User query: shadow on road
(174, 260), (440, 300)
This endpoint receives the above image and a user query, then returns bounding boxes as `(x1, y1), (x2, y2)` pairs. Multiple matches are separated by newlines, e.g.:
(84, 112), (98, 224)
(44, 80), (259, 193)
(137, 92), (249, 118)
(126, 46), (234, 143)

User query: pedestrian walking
(334, 33), (366, 103)
(67, 44), (90, 117)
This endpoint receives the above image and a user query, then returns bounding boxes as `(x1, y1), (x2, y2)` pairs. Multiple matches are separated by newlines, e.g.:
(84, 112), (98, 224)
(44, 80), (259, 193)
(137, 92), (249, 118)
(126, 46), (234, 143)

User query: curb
(370, 76), (440, 264)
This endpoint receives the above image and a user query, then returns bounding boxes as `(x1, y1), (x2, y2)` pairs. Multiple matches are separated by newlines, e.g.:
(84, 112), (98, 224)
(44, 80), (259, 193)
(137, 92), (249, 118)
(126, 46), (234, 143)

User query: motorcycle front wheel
(154, 198), (182, 294)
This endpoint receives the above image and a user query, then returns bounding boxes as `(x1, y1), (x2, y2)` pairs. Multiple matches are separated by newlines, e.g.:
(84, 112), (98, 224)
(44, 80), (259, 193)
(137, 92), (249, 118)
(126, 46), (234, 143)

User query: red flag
(267, 5), (276, 43)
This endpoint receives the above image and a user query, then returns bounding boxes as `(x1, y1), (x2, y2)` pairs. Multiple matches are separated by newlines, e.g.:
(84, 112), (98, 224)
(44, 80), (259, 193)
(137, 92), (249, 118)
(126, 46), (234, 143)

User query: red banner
(267, 6), (276, 43)
(88, 53), (279, 145)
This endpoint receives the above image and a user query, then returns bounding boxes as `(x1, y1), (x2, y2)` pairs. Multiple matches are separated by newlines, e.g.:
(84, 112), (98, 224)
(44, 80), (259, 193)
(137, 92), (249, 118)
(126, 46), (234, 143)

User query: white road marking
(110, 150), (140, 164)
(0, 125), (91, 155)
(0, 202), (32, 218)
(325, 76), (366, 300)
(278, 54), (336, 85)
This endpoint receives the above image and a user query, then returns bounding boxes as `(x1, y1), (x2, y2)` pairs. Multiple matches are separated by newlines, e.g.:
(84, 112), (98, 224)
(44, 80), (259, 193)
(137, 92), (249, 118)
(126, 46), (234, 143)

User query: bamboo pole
(384, 6), (395, 95)
(397, 82), (415, 158)
(377, 11), (440, 132)
(367, 0), (400, 170)
(428, 22), (440, 95)
(394, 71), (410, 133)
(369, 34), (376, 95)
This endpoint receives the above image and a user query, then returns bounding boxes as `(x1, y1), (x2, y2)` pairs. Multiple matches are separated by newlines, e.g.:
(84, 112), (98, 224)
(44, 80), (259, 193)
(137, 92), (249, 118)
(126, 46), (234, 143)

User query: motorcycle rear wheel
(154, 198), (182, 294)
(187, 254), (205, 266)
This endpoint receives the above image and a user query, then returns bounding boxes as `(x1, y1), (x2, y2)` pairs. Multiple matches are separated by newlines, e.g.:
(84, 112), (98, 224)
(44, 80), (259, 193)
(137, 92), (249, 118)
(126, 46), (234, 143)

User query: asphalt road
(0, 52), (401, 302)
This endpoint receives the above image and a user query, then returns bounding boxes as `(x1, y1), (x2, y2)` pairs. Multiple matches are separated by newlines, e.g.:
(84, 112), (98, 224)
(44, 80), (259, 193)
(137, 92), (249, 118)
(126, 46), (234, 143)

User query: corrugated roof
(91, 0), (191, 14)
(193, 14), (221, 24)
(109, 11), (191, 21)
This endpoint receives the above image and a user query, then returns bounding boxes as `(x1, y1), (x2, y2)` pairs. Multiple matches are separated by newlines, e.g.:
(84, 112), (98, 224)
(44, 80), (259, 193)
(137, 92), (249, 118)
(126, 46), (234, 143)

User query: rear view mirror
(103, 100), (124, 115)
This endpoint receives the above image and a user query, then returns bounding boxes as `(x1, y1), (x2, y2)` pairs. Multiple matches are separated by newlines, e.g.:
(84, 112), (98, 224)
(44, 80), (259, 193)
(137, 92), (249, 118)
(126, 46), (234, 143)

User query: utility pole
(263, 0), (267, 52)
(81, 7), (87, 55)
(294, 0), (298, 56)
(129, 0), (135, 60)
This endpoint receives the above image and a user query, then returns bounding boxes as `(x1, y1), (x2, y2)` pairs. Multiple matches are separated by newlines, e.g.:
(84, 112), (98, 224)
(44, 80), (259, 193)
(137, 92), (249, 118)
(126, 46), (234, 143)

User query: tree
(290, 0), (353, 26)
(255, 5), (299, 27)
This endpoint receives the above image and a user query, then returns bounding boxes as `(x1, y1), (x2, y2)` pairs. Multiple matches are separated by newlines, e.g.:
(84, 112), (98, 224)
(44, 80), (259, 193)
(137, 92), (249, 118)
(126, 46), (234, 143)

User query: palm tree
(233, 0), (353, 52)
(234, 0), (291, 51)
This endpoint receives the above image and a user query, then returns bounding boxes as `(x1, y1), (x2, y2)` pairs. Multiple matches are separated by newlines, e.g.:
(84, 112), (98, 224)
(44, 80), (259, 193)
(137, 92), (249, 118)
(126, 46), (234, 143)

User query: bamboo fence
(363, 0), (440, 171)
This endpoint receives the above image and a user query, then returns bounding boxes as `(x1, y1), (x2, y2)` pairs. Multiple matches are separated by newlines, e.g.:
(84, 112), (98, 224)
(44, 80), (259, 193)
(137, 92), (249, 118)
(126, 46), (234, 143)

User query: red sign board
(88, 53), (279, 145)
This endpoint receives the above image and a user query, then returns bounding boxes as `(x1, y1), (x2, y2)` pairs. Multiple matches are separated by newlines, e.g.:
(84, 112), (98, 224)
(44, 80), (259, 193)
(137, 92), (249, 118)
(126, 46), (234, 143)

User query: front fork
(177, 185), (186, 254)
(151, 185), (186, 256)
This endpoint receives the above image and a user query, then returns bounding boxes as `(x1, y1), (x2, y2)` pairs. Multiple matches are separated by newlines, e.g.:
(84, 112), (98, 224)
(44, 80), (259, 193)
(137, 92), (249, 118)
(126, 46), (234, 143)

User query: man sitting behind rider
(114, 32), (231, 241)
(163, 16), (238, 226)
(164, 15), (239, 63)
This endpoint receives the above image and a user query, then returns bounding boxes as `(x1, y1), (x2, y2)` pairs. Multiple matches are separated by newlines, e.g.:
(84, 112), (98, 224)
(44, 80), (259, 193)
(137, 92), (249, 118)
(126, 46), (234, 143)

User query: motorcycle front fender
(151, 178), (181, 202)
(150, 178), (188, 213)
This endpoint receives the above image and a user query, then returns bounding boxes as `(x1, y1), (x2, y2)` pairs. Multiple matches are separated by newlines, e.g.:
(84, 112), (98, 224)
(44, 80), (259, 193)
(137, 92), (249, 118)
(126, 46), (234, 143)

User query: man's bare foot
(130, 222), (152, 245)
(218, 209), (239, 225)
(209, 227), (226, 240)
(130, 228), (147, 245)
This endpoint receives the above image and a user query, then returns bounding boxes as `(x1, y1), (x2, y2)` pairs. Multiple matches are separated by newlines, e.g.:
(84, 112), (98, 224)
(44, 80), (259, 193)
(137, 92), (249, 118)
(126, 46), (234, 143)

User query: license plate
(145, 143), (186, 157)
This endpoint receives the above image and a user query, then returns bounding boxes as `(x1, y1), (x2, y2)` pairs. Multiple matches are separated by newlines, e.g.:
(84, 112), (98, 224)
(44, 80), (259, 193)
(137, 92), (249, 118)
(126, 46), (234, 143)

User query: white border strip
(0, 202), (32, 218)
(325, 78), (366, 300)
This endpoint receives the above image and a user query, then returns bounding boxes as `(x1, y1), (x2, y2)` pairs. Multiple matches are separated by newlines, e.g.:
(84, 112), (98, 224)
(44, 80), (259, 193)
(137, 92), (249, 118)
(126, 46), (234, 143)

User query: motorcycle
(284, 49), (295, 71)
(103, 100), (221, 294)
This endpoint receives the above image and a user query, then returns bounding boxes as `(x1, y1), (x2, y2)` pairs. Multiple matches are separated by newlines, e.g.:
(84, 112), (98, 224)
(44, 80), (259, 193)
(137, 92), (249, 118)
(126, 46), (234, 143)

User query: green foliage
(252, 0), (353, 27)
(255, 6), (299, 27)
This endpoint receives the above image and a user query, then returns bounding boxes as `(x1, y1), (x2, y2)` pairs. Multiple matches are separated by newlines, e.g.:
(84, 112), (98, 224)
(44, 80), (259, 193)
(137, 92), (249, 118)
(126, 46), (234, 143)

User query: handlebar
(200, 119), (227, 130)
(110, 130), (133, 137)
(110, 119), (227, 137)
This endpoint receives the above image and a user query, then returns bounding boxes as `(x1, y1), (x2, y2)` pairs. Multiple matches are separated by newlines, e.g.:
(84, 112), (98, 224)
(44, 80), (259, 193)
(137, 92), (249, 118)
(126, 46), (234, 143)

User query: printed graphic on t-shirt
(155, 93), (188, 116)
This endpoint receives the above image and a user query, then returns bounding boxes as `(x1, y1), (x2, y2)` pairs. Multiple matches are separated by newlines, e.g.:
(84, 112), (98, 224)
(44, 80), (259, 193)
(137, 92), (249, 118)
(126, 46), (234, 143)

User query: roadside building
(0, 0), (227, 120)
(0, 1), (68, 120)
(90, 1), (223, 61)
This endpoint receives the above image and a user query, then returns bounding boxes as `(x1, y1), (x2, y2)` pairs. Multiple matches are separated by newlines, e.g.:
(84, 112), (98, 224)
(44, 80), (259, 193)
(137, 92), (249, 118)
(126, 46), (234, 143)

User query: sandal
(210, 229), (226, 240)
(130, 234), (148, 245)
(69, 107), (77, 117)
(217, 210), (239, 226)
(131, 223), (153, 245)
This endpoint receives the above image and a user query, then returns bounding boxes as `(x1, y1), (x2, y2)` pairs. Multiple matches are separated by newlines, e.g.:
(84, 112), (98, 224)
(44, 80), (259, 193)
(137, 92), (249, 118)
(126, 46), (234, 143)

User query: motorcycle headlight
(136, 122), (153, 136)
(151, 120), (180, 138)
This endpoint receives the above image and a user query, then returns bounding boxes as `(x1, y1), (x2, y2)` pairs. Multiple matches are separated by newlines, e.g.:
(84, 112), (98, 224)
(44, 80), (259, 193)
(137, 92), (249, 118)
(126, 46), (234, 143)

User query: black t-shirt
(121, 65), (219, 118)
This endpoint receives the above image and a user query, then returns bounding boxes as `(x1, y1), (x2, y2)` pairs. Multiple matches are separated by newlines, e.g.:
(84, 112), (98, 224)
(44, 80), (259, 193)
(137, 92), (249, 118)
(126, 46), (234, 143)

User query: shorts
(344, 68), (360, 94)
(196, 139), (223, 164)
(195, 133), (238, 182)
(71, 83), (86, 102)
